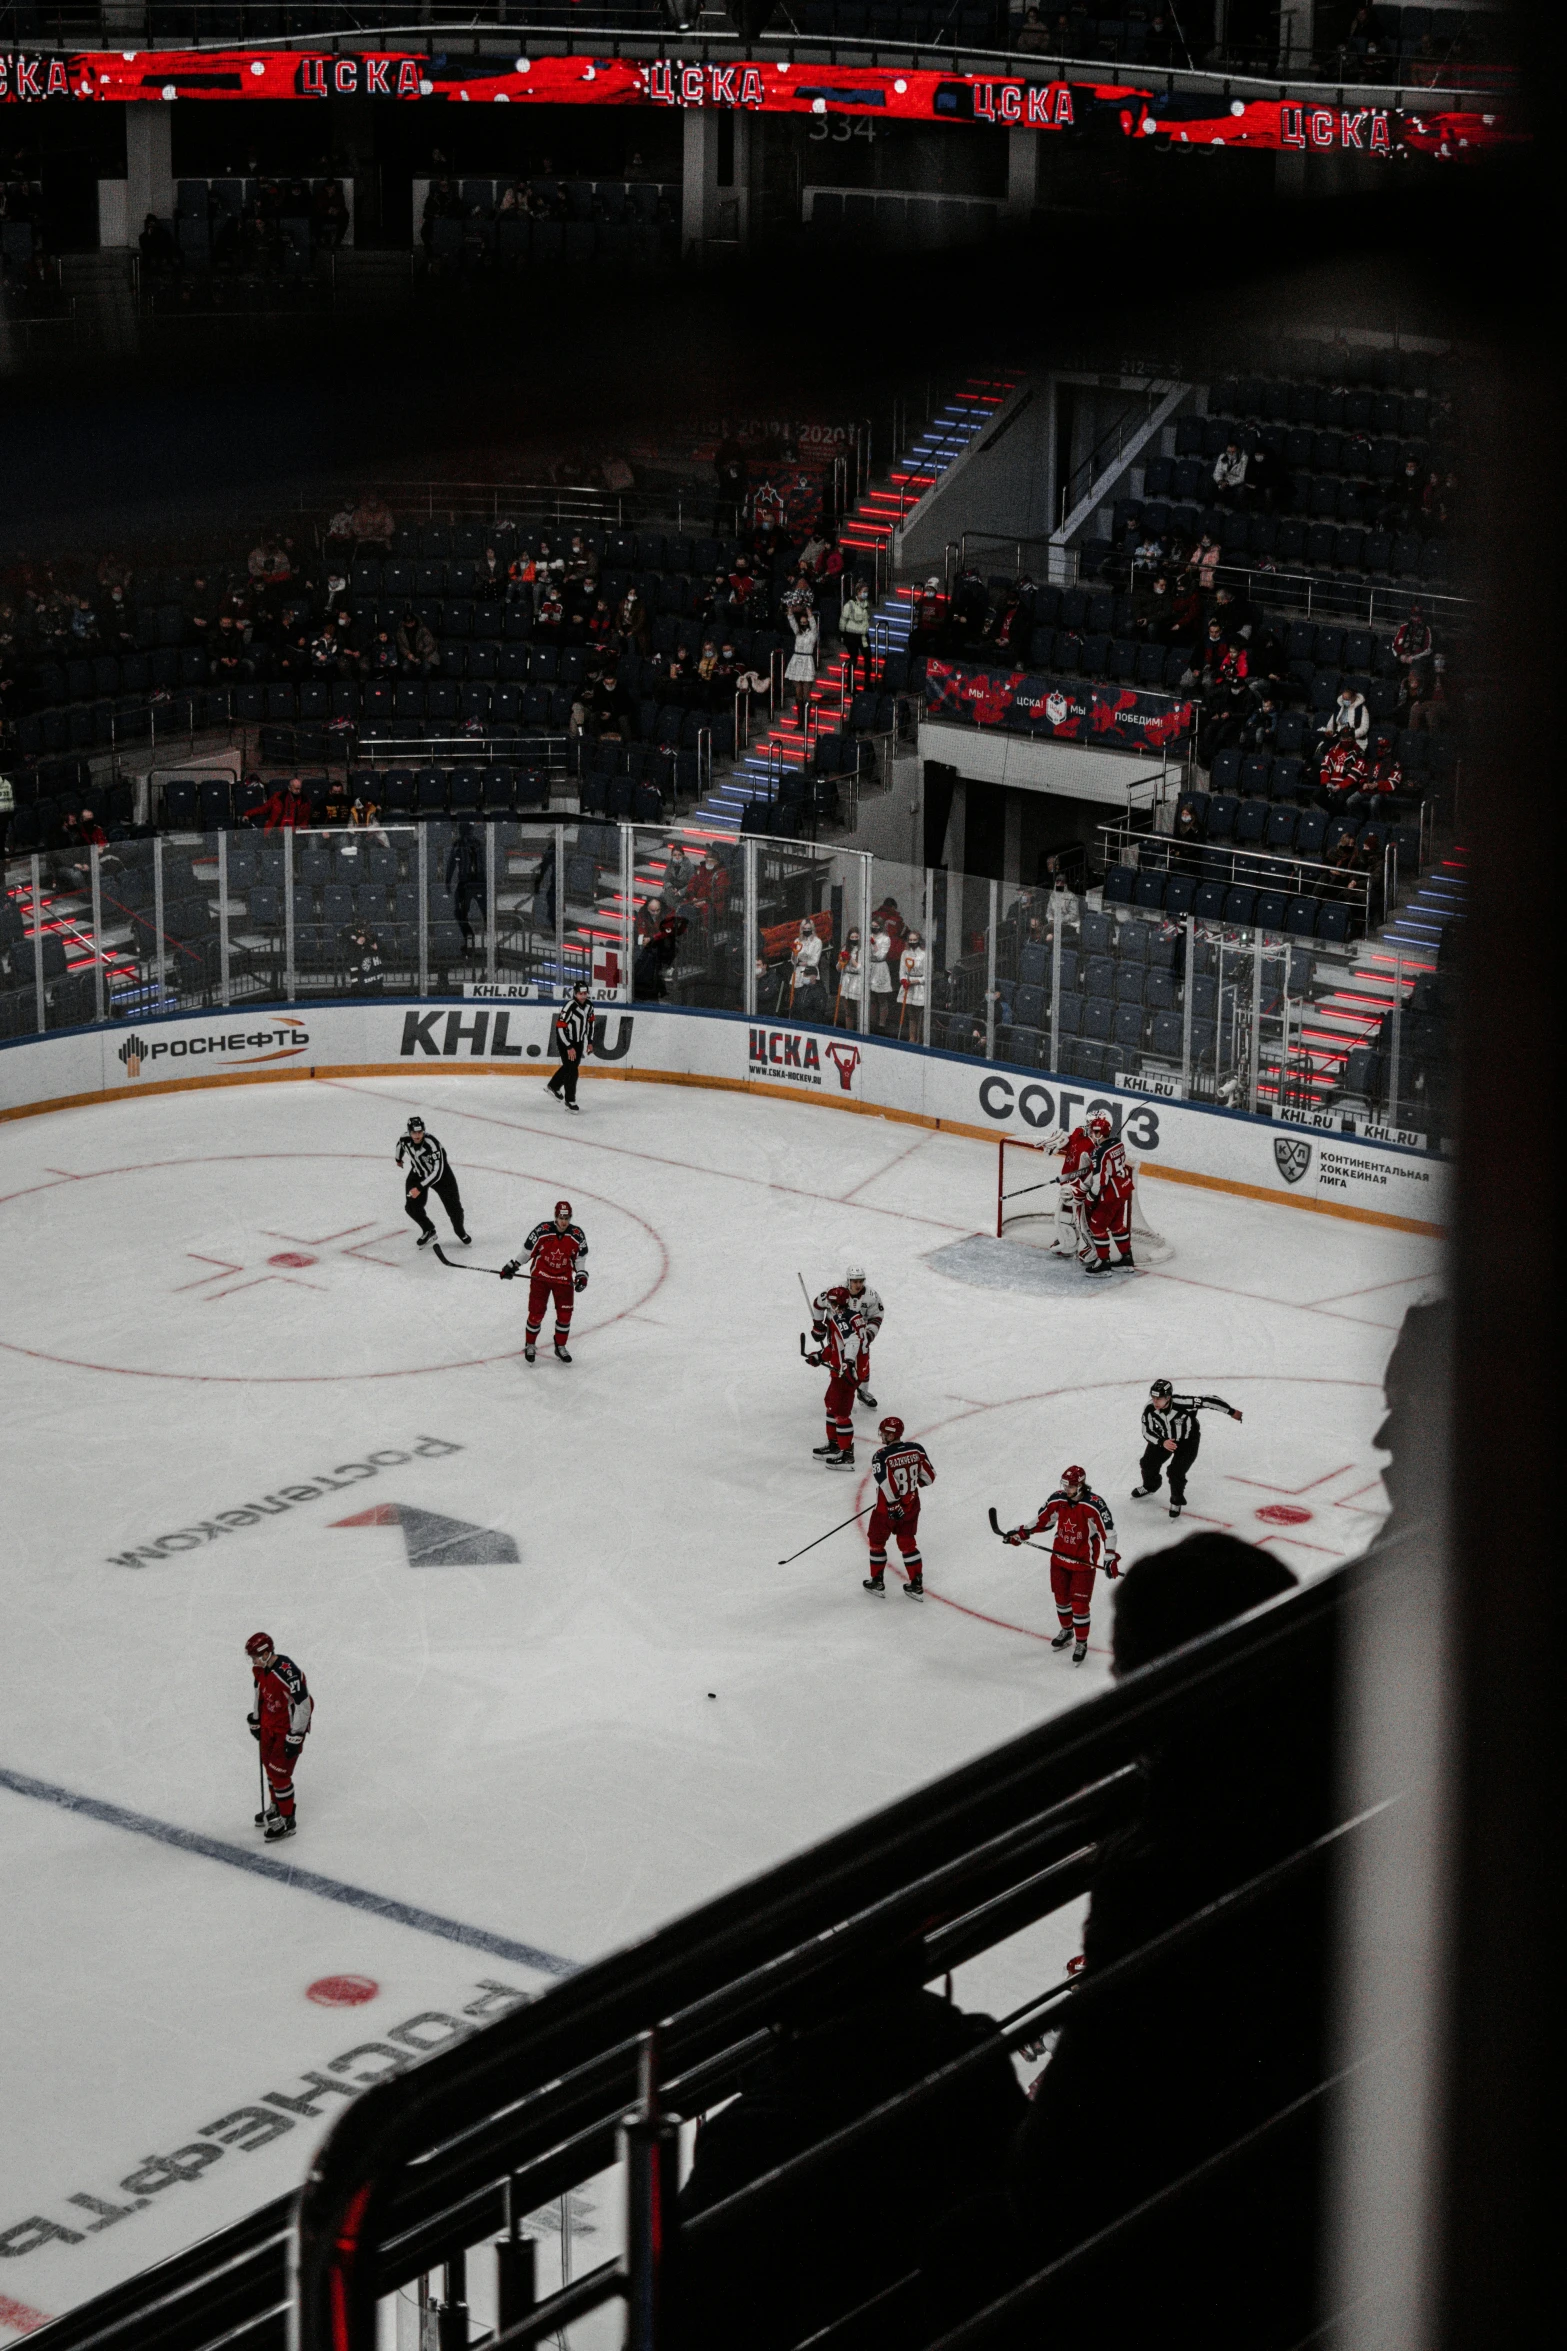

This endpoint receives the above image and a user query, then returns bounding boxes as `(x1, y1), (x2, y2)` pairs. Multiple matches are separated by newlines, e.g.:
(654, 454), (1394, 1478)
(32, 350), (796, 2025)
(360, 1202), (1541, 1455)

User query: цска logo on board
(748, 1030), (860, 1092)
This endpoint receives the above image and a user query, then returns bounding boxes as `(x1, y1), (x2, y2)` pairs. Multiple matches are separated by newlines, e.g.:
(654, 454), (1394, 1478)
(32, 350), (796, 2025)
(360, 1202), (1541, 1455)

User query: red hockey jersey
(525, 1220), (588, 1282)
(1086, 1136), (1134, 1203)
(249, 1654), (313, 1741)
(1023, 1488), (1117, 1566)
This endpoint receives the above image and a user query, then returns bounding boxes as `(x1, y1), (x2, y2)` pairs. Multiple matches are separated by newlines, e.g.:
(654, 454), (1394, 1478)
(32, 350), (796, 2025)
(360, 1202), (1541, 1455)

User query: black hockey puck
(707, 1691), (716, 1698)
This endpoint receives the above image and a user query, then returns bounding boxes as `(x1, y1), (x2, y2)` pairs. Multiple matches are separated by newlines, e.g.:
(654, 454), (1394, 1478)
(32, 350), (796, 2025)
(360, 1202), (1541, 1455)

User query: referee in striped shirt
(547, 981), (594, 1110)
(1132, 1380), (1243, 1519)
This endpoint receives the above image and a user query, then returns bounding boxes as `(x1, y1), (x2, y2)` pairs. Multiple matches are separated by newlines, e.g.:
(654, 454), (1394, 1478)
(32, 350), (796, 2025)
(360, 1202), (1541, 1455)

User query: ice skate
(1131, 1483), (1159, 1499)
(416, 1229), (436, 1248)
(862, 1573), (885, 1594)
(554, 1342), (573, 1364)
(524, 1342), (537, 1364)
(824, 1448), (855, 1469)
(1051, 1627), (1073, 1650)
(902, 1573), (923, 1599)
(254, 1808), (279, 1828)
(1168, 1500), (1184, 1519)
(263, 1815), (296, 1843)
(1072, 1640), (1088, 1664)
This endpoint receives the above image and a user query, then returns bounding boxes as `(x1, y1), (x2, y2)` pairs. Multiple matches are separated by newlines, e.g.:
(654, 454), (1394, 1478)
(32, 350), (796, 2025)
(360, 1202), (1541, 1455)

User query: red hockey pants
(867, 1496), (922, 1577)
(824, 1368), (857, 1453)
(261, 1731), (301, 1820)
(1050, 1559), (1097, 1639)
(527, 1272), (575, 1344)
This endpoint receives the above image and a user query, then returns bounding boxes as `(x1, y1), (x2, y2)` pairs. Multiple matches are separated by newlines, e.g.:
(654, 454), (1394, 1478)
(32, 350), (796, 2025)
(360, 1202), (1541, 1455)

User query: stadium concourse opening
(0, 35), (1550, 2351)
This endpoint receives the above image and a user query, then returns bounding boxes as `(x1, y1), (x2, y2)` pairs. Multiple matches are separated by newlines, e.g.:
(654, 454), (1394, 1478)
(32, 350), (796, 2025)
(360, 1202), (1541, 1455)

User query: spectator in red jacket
(261, 776), (309, 831)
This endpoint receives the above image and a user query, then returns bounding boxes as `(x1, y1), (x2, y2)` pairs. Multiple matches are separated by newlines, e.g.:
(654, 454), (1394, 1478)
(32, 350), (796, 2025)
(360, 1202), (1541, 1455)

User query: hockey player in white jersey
(810, 1263), (885, 1409)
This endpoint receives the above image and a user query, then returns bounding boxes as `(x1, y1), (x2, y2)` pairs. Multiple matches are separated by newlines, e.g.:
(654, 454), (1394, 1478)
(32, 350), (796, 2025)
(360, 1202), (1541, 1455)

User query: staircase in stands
(686, 373), (1017, 835)
(556, 375), (1018, 987)
(1270, 847), (1466, 1129)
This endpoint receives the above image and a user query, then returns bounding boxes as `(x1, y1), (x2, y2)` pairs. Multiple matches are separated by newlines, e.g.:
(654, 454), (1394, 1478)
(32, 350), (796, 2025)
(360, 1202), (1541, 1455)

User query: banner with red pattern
(0, 50), (1520, 157)
(925, 659), (1192, 746)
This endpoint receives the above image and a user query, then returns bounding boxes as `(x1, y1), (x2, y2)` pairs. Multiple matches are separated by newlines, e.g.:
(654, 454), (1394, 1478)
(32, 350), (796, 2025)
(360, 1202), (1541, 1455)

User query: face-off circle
(0, 1154), (667, 1382)
(307, 1975), (379, 2007)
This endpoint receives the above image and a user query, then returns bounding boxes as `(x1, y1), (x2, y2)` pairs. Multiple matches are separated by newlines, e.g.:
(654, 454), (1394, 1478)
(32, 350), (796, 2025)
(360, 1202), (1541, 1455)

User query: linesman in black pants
(1132, 1380), (1243, 1519)
(547, 981), (594, 1111)
(396, 1115), (471, 1249)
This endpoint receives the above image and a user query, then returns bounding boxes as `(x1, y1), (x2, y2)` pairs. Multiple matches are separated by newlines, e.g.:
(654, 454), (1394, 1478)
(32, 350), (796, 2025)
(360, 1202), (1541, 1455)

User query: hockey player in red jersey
(805, 1305), (869, 1469)
(862, 1416), (935, 1599)
(1080, 1112), (1137, 1273)
(501, 1199), (588, 1364)
(1004, 1465), (1119, 1661)
(810, 1263), (885, 1408)
(246, 1632), (313, 1841)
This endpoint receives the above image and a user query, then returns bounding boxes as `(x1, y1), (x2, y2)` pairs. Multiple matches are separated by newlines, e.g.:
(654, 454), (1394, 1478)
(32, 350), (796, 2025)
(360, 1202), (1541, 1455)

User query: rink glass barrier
(1, 820), (1449, 1152)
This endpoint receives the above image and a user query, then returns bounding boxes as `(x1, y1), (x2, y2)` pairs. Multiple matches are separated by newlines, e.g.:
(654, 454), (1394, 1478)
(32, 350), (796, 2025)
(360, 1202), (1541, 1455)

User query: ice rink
(0, 1069), (1442, 2334)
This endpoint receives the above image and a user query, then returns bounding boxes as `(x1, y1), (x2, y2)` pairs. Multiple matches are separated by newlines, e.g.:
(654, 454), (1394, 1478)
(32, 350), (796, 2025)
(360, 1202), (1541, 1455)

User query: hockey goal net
(995, 1134), (1172, 1265)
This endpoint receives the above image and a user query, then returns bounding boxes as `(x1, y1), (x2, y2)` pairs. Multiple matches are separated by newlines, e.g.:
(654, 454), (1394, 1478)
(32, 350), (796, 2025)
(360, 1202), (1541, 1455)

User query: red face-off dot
(1255, 1503), (1313, 1526)
(307, 1975), (379, 2007)
(268, 1251), (319, 1268)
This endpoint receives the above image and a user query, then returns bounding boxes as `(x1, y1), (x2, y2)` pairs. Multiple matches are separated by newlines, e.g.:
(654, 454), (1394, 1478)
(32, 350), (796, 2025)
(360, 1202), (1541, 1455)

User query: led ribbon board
(0, 50), (1516, 157)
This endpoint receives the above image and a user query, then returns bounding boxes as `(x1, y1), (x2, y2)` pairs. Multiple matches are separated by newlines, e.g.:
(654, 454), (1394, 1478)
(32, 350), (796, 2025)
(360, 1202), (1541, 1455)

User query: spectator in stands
(614, 584), (649, 655)
(1194, 533), (1223, 590)
(790, 918), (828, 1020)
(1131, 530), (1163, 583)
(446, 822), (485, 953)
(368, 626), (398, 676)
(343, 921), (385, 994)
(632, 905), (687, 1002)
(139, 213), (177, 275)
(1404, 655), (1448, 733)
(687, 852), (731, 921)
(1244, 435), (1277, 508)
(312, 175), (349, 248)
(1392, 604), (1433, 682)
(1314, 727), (1369, 810)
(350, 492), (395, 550)
(210, 615), (248, 682)
(1314, 825), (1359, 902)
(662, 841), (695, 901)
(261, 776), (309, 831)
(474, 546), (506, 604)
(867, 915), (897, 1033)
(897, 930), (927, 1036)
(1171, 798), (1204, 875)
(506, 547), (537, 604)
(1211, 439), (1247, 495)
(1236, 690), (1282, 758)
(535, 583), (565, 637)
(681, 1934), (1025, 2351)
(839, 578), (871, 689)
(921, 1533), (1327, 2350)
(785, 602), (819, 732)
(1319, 683), (1370, 749)
(833, 928), (864, 1024)
(1016, 4), (1051, 50)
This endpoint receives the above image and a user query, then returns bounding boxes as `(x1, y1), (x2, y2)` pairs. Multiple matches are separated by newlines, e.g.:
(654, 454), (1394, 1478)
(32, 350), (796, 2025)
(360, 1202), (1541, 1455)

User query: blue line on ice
(0, 1764), (577, 1979)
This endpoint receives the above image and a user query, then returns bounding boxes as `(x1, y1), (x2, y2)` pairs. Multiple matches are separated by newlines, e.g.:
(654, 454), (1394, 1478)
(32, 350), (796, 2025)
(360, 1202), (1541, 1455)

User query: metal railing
(2, 809), (1451, 1148)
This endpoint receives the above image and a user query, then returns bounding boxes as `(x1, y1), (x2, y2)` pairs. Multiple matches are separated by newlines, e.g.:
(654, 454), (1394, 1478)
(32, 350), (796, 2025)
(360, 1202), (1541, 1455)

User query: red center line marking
(319, 1077), (971, 1234)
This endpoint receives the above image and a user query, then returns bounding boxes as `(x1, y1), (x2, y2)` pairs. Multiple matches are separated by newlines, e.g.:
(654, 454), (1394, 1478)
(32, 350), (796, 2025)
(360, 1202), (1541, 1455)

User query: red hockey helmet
(878, 1416), (905, 1444)
(1061, 1465), (1086, 1489)
(1087, 1113), (1112, 1140)
(554, 1199), (572, 1220)
(244, 1631), (275, 1658)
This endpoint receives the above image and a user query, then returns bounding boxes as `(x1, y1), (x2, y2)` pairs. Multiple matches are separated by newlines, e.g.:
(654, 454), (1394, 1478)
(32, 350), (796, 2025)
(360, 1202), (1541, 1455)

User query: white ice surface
(0, 1072), (1443, 2331)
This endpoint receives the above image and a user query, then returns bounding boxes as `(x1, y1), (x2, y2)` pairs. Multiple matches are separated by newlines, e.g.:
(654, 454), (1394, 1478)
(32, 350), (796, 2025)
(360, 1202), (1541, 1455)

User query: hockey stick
(1004, 1175), (1064, 1203)
(988, 1506), (1052, 1554)
(778, 1502), (875, 1566)
(796, 1270), (815, 1318)
(433, 1245), (511, 1276)
(257, 1741), (275, 1828)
